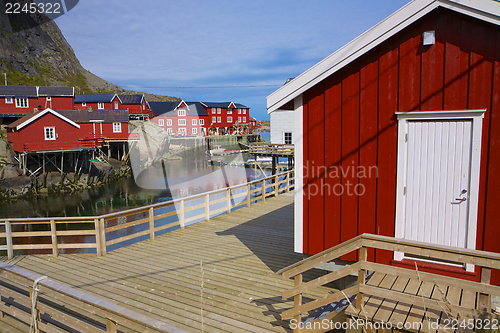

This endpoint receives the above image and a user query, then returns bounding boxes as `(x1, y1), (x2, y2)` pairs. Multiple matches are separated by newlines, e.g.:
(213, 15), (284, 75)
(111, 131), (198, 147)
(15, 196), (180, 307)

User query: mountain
(0, 0), (178, 101)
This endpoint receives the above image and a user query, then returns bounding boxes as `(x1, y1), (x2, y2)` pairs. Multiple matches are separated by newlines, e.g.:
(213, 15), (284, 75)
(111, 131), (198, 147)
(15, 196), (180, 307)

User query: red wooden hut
(118, 94), (152, 120)
(74, 94), (122, 111)
(267, 0), (500, 284)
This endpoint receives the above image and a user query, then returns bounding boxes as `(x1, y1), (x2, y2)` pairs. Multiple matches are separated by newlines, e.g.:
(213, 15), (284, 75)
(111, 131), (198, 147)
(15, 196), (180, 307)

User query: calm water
(0, 134), (271, 218)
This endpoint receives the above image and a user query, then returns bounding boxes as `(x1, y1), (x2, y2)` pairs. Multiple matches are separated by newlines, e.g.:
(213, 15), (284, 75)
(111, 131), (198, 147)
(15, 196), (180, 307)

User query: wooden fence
(0, 262), (188, 332)
(278, 234), (500, 332)
(0, 170), (294, 259)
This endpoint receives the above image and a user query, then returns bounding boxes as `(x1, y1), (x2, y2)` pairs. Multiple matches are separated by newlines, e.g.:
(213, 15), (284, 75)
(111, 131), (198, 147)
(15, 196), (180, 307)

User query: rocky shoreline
(0, 159), (131, 200)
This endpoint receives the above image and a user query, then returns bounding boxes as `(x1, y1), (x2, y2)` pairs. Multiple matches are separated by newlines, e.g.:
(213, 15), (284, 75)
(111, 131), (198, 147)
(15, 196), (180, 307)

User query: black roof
(38, 86), (74, 96)
(74, 94), (118, 103)
(57, 110), (129, 122)
(201, 102), (249, 109)
(118, 94), (144, 105)
(0, 86), (74, 97)
(149, 101), (209, 117)
(0, 86), (38, 97)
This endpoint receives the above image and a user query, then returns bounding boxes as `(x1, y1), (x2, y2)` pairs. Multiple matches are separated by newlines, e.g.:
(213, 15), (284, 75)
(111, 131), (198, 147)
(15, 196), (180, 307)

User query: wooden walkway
(0, 194), (329, 333)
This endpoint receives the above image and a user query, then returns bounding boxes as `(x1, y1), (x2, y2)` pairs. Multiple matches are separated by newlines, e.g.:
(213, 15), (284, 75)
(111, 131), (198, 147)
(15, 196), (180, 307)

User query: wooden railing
(0, 262), (188, 332)
(0, 170), (295, 259)
(248, 143), (294, 157)
(278, 234), (500, 331)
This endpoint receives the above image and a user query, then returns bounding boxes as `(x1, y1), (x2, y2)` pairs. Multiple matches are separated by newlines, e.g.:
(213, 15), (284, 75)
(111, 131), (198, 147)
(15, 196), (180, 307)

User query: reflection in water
(0, 148), (266, 218)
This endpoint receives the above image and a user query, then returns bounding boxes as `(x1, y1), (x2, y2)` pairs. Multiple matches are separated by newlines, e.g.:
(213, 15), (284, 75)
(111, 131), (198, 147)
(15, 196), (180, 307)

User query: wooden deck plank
(354, 272), (387, 320)
(404, 280), (433, 331)
(373, 276), (408, 324)
(12, 194), (317, 333)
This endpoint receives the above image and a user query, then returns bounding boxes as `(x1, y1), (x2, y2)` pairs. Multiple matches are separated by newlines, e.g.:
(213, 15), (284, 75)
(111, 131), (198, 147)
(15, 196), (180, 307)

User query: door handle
(455, 197), (467, 202)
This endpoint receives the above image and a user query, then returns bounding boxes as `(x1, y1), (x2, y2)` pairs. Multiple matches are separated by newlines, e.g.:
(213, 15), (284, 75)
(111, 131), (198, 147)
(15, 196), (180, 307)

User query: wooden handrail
(278, 233), (500, 279)
(0, 263), (188, 333)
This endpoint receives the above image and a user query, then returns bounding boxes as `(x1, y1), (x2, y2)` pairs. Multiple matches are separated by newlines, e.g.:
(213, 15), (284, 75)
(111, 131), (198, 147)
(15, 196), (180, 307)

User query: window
(284, 132), (292, 144)
(167, 128), (174, 134)
(158, 119), (164, 127)
(114, 101), (119, 110)
(217, 108), (221, 114)
(82, 102), (86, 107)
(113, 122), (122, 133)
(200, 119), (204, 125)
(178, 108), (186, 116)
(238, 109), (241, 114)
(44, 127), (55, 140)
(192, 128), (197, 135)
(212, 116), (216, 123)
(243, 109), (247, 114)
(227, 116), (232, 123)
(167, 119), (172, 126)
(217, 117), (221, 123)
(178, 119), (186, 126)
(46, 96), (52, 101)
(15, 98), (28, 108)
(238, 117), (241, 122)
(5, 97), (12, 104)
(98, 102), (104, 109)
(227, 108), (232, 114)
(192, 119), (197, 125)
(212, 108), (216, 114)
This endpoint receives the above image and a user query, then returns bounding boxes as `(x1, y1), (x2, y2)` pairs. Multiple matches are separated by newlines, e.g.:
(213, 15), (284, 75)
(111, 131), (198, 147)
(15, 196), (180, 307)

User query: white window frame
(167, 119), (172, 126)
(82, 102), (86, 107)
(167, 128), (174, 135)
(178, 119), (186, 126)
(243, 117), (246, 122)
(114, 101), (119, 110)
(44, 126), (56, 140)
(217, 117), (221, 123)
(192, 128), (197, 135)
(113, 122), (122, 133)
(212, 108), (216, 114)
(393, 110), (485, 272)
(212, 116), (216, 124)
(178, 109), (186, 116)
(238, 117), (241, 122)
(15, 98), (28, 108)
(238, 108), (241, 114)
(227, 108), (232, 114)
(98, 102), (104, 110)
(217, 108), (221, 114)
(243, 109), (246, 114)
(227, 116), (233, 123)
(46, 96), (52, 101)
(158, 119), (164, 127)
(284, 132), (292, 144)
(192, 119), (197, 125)
(200, 119), (204, 125)
(5, 97), (13, 104)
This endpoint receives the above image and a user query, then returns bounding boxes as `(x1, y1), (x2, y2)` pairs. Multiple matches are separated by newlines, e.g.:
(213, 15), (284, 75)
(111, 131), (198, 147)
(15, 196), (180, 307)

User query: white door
(404, 120), (471, 248)
(394, 111), (485, 270)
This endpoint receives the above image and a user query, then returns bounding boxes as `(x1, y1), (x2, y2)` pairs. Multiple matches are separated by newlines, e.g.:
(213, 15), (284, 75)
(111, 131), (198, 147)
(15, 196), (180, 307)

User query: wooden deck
(0, 194), (329, 333)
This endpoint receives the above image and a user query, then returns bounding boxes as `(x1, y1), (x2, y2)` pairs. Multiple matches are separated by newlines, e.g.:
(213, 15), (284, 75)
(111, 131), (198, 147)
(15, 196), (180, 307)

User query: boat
(209, 145), (226, 155)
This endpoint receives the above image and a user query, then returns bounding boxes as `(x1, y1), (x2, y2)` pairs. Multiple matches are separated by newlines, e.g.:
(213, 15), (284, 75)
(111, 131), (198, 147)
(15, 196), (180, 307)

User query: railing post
(356, 246), (367, 310)
(227, 188), (231, 214)
(205, 194), (210, 221)
(293, 274), (303, 333)
(479, 267), (492, 312)
(275, 175), (279, 197)
(100, 218), (107, 256)
(179, 200), (185, 229)
(246, 183), (250, 207)
(149, 207), (155, 240)
(5, 221), (13, 260)
(106, 318), (117, 333)
(50, 219), (58, 257)
(262, 179), (266, 202)
(94, 218), (102, 257)
(286, 172), (290, 193)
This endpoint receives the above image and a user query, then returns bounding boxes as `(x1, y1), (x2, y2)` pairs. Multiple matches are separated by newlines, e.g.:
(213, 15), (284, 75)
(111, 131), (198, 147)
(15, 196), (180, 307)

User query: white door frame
(394, 110), (485, 271)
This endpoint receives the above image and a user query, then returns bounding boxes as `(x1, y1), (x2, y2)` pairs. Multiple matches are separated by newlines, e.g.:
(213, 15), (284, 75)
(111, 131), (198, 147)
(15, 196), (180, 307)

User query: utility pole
(4, 73), (7, 86)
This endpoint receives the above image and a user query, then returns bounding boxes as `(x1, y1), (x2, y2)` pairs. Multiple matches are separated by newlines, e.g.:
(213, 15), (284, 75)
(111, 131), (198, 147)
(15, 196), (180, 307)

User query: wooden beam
(5, 221), (13, 260)
(356, 246), (367, 310)
(149, 207), (155, 240)
(50, 219), (58, 257)
(479, 267), (492, 312)
(293, 274), (302, 333)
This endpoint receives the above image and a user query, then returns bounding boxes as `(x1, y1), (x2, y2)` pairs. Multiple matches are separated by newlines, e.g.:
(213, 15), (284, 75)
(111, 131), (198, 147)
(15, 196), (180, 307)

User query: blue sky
(55, 0), (409, 120)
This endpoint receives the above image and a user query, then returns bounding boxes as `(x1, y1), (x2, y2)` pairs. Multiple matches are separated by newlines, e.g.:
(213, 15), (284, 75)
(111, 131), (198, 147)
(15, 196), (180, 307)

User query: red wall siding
(302, 8), (500, 283)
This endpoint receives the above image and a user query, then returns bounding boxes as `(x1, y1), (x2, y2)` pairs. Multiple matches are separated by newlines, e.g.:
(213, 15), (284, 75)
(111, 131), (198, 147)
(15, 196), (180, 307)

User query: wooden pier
(0, 193), (331, 333)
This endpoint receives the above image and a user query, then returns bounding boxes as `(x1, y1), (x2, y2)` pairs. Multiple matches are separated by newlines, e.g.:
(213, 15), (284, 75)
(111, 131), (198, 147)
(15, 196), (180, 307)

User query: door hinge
(405, 133), (408, 142)
(404, 186), (407, 195)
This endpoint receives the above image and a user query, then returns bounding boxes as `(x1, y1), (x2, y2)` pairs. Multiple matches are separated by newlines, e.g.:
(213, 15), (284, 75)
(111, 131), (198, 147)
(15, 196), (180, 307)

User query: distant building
(149, 100), (208, 136)
(118, 94), (152, 120)
(0, 86), (74, 123)
(74, 94), (122, 111)
(200, 102), (250, 135)
(270, 110), (294, 144)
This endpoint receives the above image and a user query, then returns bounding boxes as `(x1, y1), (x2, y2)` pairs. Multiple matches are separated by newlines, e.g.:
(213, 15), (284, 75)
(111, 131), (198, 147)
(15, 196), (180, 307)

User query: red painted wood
(307, 84), (326, 254)
(359, 59), (379, 262)
(323, 76), (343, 250)
(340, 69), (360, 261)
(398, 23), (421, 111)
